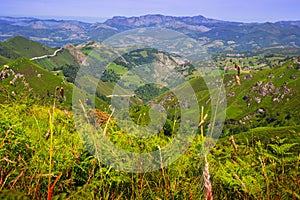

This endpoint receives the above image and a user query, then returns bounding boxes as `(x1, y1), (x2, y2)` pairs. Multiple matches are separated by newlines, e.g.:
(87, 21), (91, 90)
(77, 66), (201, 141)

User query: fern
(268, 143), (298, 156)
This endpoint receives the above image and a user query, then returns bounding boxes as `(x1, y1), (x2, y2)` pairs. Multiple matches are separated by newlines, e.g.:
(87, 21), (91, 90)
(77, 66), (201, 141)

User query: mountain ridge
(1, 15), (300, 50)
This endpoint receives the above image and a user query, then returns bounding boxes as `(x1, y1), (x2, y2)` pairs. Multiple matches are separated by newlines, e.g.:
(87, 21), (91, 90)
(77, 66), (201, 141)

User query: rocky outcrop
(0, 65), (31, 90)
(227, 92), (235, 97)
(104, 15), (214, 32)
(286, 65), (293, 69)
(242, 108), (265, 122)
(254, 97), (261, 103)
(267, 73), (275, 79)
(64, 43), (87, 65)
(258, 82), (275, 97)
(245, 78), (294, 106)
(290, 74), (298, 80)
(243, 74), (253, 80)
(278, 73), (285, 78)
(243, 95), (250, 101)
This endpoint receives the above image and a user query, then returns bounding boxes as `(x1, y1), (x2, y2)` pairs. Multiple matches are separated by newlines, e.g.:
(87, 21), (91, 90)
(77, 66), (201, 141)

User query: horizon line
(1, 14), (299, 24)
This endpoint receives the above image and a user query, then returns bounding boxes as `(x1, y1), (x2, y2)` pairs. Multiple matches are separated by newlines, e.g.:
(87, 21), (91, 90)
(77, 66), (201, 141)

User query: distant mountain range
(0, 14), (300, 51)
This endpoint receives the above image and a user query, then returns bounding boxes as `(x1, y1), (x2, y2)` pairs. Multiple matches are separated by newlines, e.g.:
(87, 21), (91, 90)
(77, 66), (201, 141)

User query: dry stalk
(232, 172), (247, 193)
(235, 62), (241, 85)
(203, 155), (213, 200)
(10, 169), (26, 189)
(230, 135), (238, 152)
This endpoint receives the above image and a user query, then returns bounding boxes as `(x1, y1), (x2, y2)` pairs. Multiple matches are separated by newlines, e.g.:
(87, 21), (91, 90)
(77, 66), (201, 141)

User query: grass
(0, 57), (110, 112)
(0, 100), (83, 199)
(0, 97), (207, 199)
(0, 95), (299, 199)
(34, 58), (58, 71)
(154, 56), (299, 138)
(1, 36), (54, 59)
(0, 57), (73, 107)
(221, 59), (300, 133)
(0, 55), (10, 65)
(106, 62), (128, 74)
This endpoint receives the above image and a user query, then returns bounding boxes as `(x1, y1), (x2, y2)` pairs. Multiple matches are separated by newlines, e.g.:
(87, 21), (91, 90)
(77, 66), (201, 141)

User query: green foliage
(54, 64), (79, 83)
(1, 88), (299, 199)
(113, 48), (159, 69)
(135, 83), (168, 103)
(0, 102), (82, 198)
(0, 36), (80, 82)
(0, 99), (207, 199)
(100, 69), (120, 82)
(210, 130), (300, 199)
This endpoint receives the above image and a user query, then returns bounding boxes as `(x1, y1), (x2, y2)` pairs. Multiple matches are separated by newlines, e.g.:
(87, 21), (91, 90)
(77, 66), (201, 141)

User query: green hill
(0, 57), (109, 110)
(0, 36), (54, 59)
(221, 57), (300, 135)
(0, 40), (19, 59)
(0, 36), (81, 82)
(151, 56), (300, 137)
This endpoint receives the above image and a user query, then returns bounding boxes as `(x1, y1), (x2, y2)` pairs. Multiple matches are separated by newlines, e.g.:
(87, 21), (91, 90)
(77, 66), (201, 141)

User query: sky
(0, 0), (299, 23)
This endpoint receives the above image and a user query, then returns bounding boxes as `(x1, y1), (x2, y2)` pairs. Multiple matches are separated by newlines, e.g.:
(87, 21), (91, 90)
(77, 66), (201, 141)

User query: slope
(0, 36), (54, 59)
(0, 57), (109, 110)
(0, 55), (10, 65)
(152, 56), (300, 137)
(222, 57), (300, 133)
(0, 57), (72, 106)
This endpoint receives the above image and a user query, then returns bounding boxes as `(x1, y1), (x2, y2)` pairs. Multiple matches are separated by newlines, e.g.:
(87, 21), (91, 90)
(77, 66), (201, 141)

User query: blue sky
(0, 0), (299, 23)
